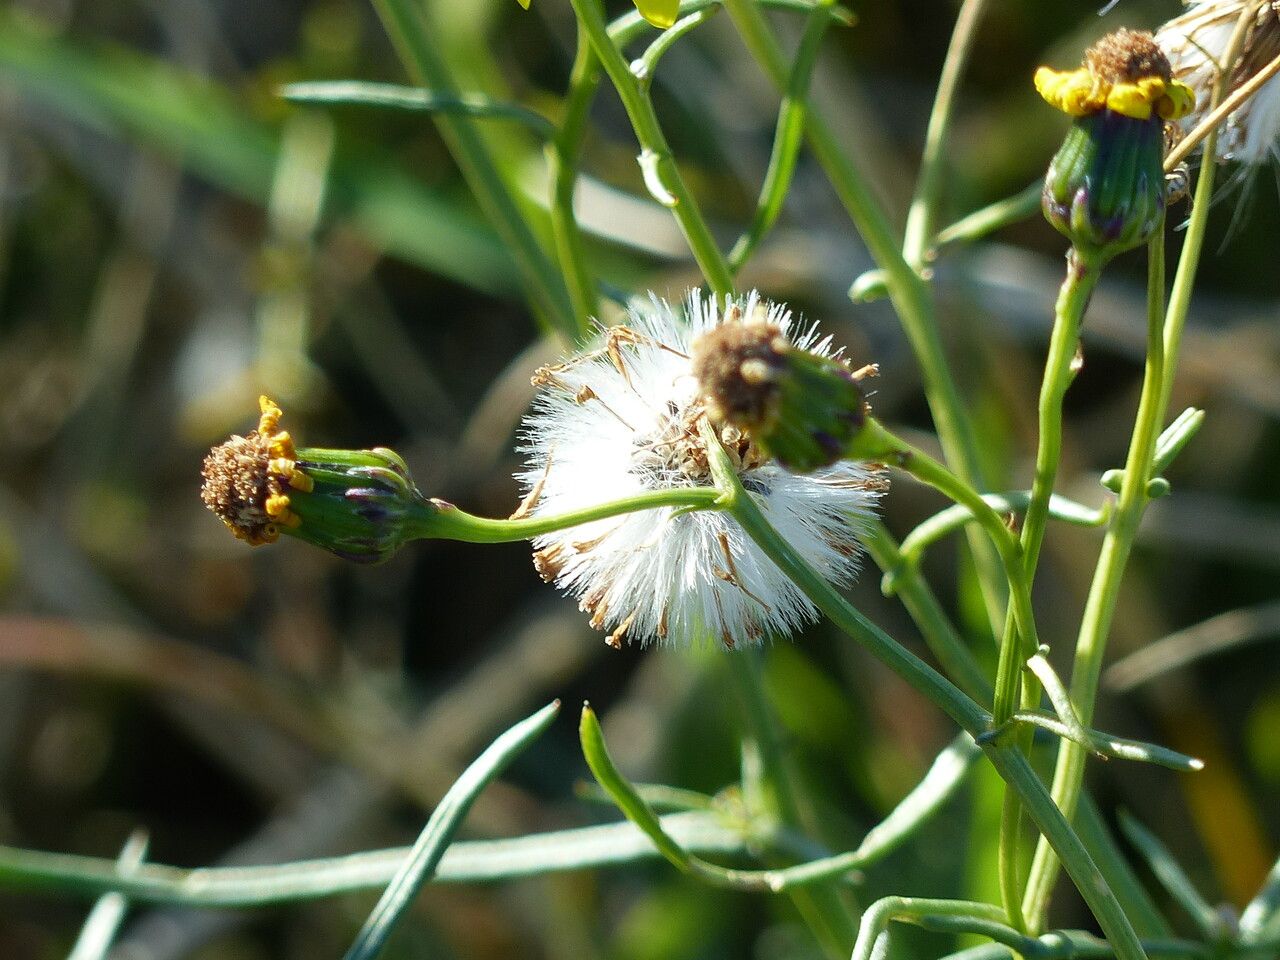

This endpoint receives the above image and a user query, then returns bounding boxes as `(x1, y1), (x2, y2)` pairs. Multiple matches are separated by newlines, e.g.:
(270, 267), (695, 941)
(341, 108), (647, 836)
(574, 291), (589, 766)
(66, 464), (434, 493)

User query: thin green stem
(548, 20), (602, 336)
(720, 0), (1008, 631)
(280, 82), (557, 138)
(0, 813), (749, 905)
(895, 492), (1106, 578)
(852, 897), (1014, 960)
(862, 519), (992, 703)
(569, 0), (734, 295)
(631, 6), (721, 80)
(369, 0), (573, 337)
(1021, 249), (1101, 577)
(699, 420), (1146, 960)
(851, 420), (1038, 724)
(406, 486), (724, 544)
(727, 0), (835, 272)
(930, 180), (1042, 257)
(994, 247), (1100, 932)
(1021, 228), (1170, 932)
(902, 0), (989, 268)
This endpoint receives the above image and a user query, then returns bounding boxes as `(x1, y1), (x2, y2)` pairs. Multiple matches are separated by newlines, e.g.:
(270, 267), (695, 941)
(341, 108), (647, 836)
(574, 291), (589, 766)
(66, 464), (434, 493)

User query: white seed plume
(1158, 1), (1280, 164)
(518, 291), (884, 650)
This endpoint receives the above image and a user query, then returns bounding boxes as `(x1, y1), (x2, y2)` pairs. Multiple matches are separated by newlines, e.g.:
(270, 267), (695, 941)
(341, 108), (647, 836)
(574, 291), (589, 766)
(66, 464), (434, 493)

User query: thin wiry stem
(728, 0), (837, 272)
(1021, 226), (1170, 932)
(369, 0), (573, 336)
(569, 0), (735, 295)
(720, 0), (1010, 633)
(902, 0), (990, 268)
(1023, 0), (1252, 910)
(699, 420), (1148, 960)
(548, 19), (602, 337)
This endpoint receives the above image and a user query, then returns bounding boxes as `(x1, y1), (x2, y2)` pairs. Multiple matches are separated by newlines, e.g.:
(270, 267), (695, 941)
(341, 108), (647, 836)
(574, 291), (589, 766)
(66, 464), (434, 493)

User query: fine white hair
(518, 291), (883, 650)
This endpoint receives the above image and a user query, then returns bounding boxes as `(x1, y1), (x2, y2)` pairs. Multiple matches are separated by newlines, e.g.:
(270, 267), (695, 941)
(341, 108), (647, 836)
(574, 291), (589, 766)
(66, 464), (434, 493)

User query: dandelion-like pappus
(519, 292), (884, 651)
(1159, 1), (1280, 165)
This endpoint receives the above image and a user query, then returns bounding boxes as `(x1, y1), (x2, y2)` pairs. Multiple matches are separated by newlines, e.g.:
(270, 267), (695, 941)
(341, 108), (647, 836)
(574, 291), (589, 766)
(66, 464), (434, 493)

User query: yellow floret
(1035, 66), (1195, 120)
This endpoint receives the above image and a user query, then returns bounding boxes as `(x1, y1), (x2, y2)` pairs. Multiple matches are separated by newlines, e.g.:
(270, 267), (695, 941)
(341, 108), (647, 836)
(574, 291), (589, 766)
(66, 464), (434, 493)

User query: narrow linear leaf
(1118, 811), (1222, 942)
(579, 704), (692, 870)
(1007, 712), (1203, 772)
(1240, 854), (1280, 942)
(342, 701), (560, 960)
(281, 82), (556, 138)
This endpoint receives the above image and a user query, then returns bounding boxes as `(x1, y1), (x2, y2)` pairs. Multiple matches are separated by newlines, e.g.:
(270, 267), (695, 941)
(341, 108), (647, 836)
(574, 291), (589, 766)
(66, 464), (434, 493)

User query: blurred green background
(0, 0), (1278, 957)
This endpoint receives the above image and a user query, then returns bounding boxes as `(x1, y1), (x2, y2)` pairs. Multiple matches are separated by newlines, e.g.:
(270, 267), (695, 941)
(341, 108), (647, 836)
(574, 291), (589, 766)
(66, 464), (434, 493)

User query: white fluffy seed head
(518, 291), (885, 650)
(1158, 1), (1280, 165)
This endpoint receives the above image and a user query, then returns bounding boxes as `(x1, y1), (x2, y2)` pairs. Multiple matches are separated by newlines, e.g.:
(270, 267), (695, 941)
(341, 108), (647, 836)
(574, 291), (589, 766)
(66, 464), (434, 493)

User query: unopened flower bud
(692, 313), (870, 473)
(1036, 29), (1194, 261)
(201, 397), (424, 564)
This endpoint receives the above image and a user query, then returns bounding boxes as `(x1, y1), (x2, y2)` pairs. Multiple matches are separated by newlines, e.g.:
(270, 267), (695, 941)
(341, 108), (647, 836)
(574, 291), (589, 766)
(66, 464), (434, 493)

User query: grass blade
(281, 81), (556, 139)
(1118, 812), (1222, 942)
(341, 701), (560, 960)
(0, 10), (513, 294)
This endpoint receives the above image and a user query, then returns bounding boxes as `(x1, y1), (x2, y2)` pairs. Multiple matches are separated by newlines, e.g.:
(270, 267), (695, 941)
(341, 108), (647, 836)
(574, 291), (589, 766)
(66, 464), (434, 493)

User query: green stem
(1021, 228), (1170, 931)
(369, 0), (573, 338)
(728, 655), (858, 956)
(995, 246), (1100, 931)
(902, 0), (989, 268)
(852, 898), (1014, 960)
(1021, 249), (1101, 577)
(548, 20), (602, 337)
(569, 0), (734, 296)
(897, 492), (1105, 571)
(862, 520), (992, 703)
(631, 7), (721, 80)
(930, 180), (1043, 258)
(720, 0), (1008, 631)
(851, 420), (1038, 724)
(697, 420), (1147, 960)
(727, 0), (835, 272)
(0, 813), (748, 905)
(407, 486), (724, 544)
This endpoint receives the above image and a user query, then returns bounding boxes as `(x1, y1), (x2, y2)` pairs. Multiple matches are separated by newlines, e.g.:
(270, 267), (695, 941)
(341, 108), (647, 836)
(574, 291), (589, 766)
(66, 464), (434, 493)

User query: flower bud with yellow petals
(1036, 29), (1195, 262)
(201, 397), (425, 564)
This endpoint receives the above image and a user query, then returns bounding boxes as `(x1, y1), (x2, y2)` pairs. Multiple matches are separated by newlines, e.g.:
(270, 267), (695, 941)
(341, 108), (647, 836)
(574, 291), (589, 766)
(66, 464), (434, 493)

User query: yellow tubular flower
(1037, 29), (1195, 262)
(201, 397), (427, 563)
(1035, 29), (1195, 121)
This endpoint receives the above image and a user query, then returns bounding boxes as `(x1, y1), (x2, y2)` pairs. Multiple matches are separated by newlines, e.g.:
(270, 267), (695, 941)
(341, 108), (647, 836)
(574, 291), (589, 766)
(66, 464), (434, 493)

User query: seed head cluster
(1158, 1), (1280, 164)
(519, 292), (884, 650)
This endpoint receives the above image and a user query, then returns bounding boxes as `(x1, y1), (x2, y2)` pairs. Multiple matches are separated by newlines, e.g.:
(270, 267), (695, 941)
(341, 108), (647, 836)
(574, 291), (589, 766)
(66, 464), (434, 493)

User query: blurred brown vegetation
(0, 0), (1278, 957)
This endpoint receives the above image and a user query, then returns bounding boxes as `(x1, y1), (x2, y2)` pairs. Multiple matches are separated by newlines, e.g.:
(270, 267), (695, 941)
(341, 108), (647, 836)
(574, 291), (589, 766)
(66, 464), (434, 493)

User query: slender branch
(410, 486), (724, 544)
(280, 82), (557, 138)
(548, 20), (602, 335)
(369, 0), (573, 336)
(728, 0), (836, 272)
(896, 492), (1105, 573)
(698, 420), (1148, 960)
(1021, 227), (1170, 930)
(0, 813), (748, 906)
(930, 180), (1042, 257)
(902, 0), (990, 268)
(569, 0), (735, 295)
